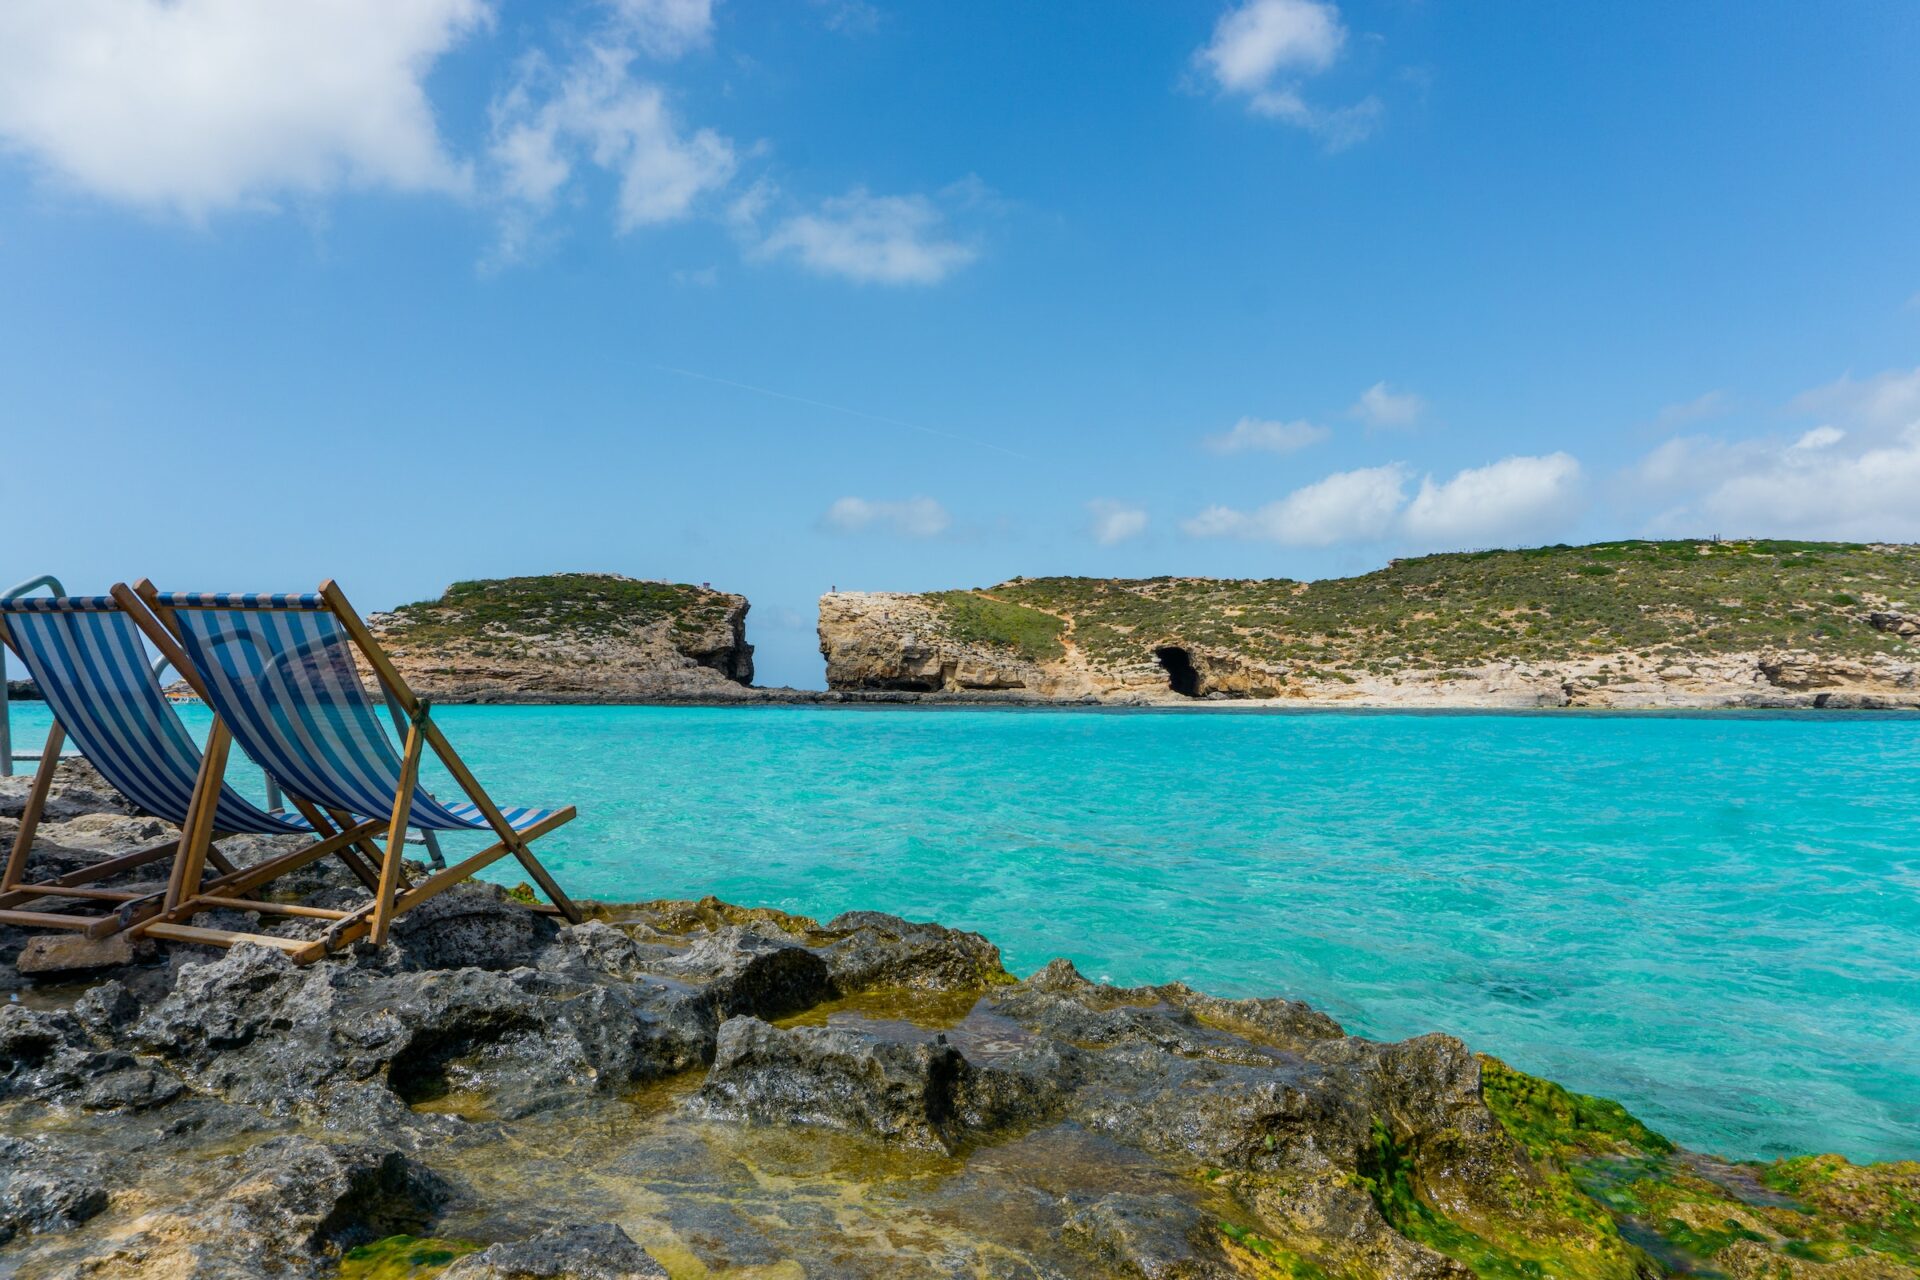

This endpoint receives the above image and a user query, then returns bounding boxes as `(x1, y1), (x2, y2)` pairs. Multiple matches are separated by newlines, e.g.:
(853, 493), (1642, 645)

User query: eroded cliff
(369, 573), (756, 702)
(819, 540), (1920, 708)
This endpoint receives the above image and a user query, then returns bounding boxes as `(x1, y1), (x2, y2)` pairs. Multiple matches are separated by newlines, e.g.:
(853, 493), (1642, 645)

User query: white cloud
(1088, 500), (1149, 545)
(1195, 0), (1382, 148)
(750, 187), (978, 285)
(0, 0), (488, 217)
(1402, 453), (1583, 544)
(1183, 464), (1407, 545)
(610, 0), (714, 58)
(822, 496), (952, 538)
(1635, 364), (1920, 541)
(487, 43), (736, 260)
(1349, 381), (1425, 428)
(1200, 0), (1345, 89)
(1789, 365), (1920, 433)
(1204, 416), (1329, 455)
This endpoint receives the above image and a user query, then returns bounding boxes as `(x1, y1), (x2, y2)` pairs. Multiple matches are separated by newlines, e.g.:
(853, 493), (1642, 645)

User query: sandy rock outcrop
(817, 592), (1085, 696)
(367, 574), (756, 703)
(818, 592), (1920, 709)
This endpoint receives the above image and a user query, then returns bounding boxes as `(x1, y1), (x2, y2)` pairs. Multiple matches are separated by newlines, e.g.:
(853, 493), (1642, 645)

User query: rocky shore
(3, 765), (1917, 1279)
(818, 542), (1920, 710)
(366, 575), (760, 703)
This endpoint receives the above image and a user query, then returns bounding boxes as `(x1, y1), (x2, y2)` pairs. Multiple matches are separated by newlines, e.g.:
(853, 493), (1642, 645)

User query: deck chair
(119, 580), (581, 959)
(0, 595), (387, 942)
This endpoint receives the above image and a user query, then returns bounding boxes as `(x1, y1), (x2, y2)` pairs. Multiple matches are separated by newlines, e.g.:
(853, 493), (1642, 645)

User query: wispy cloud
(1349, 381), (1425, 429)
(486, 34), (737, 264)
(1637, 364), (1920, 541)
(743, 185), (980, 285)
(0, 0), (489, 217)
(1203, 416), (1330, 455)
(821, 496), (952, 538)
(1088, 500), (1149, 545)
(1194, 0), (1383, 149)
(609, 0), (716, 58)
(1654, 389), (1731, 428)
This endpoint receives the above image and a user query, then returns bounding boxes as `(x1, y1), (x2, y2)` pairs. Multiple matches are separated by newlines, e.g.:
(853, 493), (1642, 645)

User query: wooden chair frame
(118, 580), (582, 963)
(0, 615), (387, 942)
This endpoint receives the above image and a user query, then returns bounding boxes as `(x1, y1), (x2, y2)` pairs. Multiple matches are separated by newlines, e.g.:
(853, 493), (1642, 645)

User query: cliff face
(819, 541), (1920, 708)
(369, 573), (756, 702)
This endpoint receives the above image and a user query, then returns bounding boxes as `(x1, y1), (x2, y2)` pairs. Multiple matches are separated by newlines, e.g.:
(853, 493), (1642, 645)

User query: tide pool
(6, 701), (1917, 1163)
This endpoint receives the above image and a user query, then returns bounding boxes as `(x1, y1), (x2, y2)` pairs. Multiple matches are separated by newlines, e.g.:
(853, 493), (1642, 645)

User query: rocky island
(367, 574), (758, 703)
(2, 763), (1916, 1279)
(820, 540), (1920, 708)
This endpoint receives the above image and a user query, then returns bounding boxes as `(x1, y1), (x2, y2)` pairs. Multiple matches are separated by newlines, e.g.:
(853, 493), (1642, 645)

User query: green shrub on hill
(952, 541), (1918, 672)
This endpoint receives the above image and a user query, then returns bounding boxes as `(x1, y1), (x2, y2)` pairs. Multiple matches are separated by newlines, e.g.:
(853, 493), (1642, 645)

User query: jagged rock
(62, 1136), (451, 1278)
(386, 882), (560, 972)
(79, 1056), (183, 1111)
(218, 1135), (450, 1251)
(0, 1004), (99, 1103)
(132, 942), (715, 1120)
(820, 910), (1009, 993)
(442, 1223), (669, 1279)
(649, 925), (833, 1020)
(1062, 1194), (1234, 1279)
(695, 1016), (973, 1151)
(1237, 1174), (1471, 1280)
(693, 1016), (1059, 1154)
(0, 1136), (109, 1245)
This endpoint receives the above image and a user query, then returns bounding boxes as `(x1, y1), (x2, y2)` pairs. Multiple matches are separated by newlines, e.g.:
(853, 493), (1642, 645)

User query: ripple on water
(13, 701), (1915, 1161)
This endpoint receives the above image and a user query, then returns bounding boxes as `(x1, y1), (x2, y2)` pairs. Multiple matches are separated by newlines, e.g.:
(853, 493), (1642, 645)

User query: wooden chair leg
(3, 723), (65, 892)
(368, 719), (424, 948)
(164, 722), (231, 913)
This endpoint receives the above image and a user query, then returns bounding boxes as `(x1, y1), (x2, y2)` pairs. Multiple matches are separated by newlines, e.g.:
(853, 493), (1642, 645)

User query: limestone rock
(442, 1223), (669, 1279)
(0, 1136), (109, 1245)
(17, 932), (141, 978)
(368, 574), (757, 703)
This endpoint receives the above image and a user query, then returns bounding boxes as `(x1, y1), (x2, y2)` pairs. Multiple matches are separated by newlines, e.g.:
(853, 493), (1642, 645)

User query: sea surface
(7, 701), (1917, 1164)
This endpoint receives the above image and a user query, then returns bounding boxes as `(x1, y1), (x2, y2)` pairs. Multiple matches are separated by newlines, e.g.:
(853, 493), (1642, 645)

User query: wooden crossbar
(6, 883), (160, 902)
(192, 897), (351, 920)
(142, 923), (326, 962)
(0, 907), (110, 931)
(0, 838), (182, 910)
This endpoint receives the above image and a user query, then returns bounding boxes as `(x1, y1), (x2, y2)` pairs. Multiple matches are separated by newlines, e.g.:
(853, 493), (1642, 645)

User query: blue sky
(2, 1), (1917, 687)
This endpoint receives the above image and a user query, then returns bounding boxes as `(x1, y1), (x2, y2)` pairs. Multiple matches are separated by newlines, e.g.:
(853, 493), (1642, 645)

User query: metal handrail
(2, 574), (68, 776)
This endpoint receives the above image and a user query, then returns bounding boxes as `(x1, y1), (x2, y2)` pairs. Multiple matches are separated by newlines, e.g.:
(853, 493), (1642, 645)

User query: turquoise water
(7, 702), (1917, 1163)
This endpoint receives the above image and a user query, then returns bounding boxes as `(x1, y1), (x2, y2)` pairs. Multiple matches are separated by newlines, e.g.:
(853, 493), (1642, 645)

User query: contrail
(650, 363), (1034, 462)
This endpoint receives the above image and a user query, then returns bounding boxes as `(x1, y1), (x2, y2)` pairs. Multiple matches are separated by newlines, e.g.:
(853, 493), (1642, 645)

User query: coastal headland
(2, 761), (1915, 1278)
(821, 540), (1920, 708)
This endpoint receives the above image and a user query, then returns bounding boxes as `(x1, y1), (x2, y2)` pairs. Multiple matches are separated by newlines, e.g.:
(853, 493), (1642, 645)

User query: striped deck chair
(118, 580), (581, 959)
(0, 596), (386, 944)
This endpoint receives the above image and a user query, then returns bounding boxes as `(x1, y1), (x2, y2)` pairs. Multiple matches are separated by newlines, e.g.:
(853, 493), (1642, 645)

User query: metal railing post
(2, 574), (69, 777)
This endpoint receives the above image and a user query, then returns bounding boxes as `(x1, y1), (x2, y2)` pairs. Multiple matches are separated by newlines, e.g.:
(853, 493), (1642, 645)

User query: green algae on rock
(1482, 1057), (1920, 1279)
(338, 1235), (479, 1279)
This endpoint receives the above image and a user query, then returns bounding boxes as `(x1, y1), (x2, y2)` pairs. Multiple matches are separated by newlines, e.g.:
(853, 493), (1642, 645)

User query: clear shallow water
(8, 702), (1918, 1163)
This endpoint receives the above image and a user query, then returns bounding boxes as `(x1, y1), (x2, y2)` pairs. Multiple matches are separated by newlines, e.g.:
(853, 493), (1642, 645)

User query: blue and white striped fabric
(165, 604), (558, 834)
(0, 600), (310, 835)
